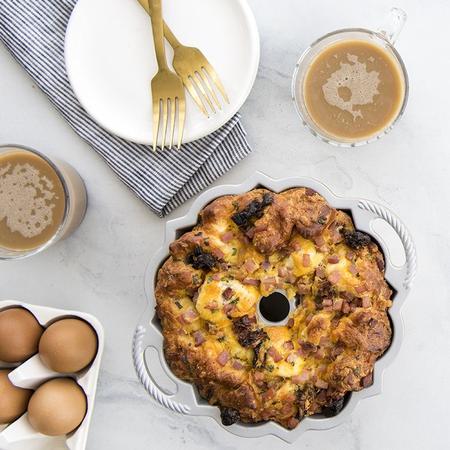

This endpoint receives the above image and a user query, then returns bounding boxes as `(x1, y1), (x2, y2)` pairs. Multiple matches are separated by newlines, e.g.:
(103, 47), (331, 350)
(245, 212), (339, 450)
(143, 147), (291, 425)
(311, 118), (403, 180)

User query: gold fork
(138, 0), (229, 117)
(148, 0), (185, 151)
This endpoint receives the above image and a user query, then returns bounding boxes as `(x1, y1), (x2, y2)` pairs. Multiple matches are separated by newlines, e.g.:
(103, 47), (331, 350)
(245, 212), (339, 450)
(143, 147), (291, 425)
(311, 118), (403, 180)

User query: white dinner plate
(65, 0), (260, 145)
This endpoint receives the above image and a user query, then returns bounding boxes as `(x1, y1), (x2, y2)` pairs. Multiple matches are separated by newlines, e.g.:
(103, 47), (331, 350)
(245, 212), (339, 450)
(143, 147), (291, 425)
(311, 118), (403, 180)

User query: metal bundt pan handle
(356, 199), (417, 290)
(132, 319), (193, 415)
(132, 173), (418, 442)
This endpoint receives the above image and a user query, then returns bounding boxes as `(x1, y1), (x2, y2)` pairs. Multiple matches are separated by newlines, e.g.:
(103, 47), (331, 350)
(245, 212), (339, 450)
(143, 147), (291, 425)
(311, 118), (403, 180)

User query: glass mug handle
(377, 7), (407, 45)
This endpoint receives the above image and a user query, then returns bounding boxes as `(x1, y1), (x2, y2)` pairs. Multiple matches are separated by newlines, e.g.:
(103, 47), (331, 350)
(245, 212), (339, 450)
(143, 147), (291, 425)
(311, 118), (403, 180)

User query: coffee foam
(322, 53), (380, 120)
(0, 162), (57, 238)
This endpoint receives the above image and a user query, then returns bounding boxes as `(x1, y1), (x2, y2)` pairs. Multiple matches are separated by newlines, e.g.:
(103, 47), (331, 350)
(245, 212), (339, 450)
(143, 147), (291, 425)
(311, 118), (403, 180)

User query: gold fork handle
(139, 0), (182, 48)
(148, 0), (169, 69)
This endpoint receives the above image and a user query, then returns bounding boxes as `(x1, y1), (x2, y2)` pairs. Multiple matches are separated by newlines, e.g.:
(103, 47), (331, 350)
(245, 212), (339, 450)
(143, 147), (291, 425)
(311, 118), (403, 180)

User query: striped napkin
(0, 0), (252, 217)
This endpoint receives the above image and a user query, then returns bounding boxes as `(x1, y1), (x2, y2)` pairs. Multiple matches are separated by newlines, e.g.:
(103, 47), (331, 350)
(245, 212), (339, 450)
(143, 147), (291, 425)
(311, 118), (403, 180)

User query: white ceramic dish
(65, 0), (260, 145)
(0, 301), (104, 450)
(133, 172), (417, 442)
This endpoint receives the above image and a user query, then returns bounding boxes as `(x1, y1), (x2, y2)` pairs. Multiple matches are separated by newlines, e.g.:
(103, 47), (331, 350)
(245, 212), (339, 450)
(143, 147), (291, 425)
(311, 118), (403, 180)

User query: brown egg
(0, 369), (33, 424)
(39, 318), (98, 374)
(0, 308), (43, 363)
(27, 378), (87, 436)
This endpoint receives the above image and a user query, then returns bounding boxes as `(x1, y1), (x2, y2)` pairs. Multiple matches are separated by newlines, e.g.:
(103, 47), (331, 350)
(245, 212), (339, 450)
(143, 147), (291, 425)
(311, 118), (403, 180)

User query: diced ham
(298, 340), (317, 355)
(205, 301), (219, 311)
(244, 259), (257, 273)
(342, 302), (351, 314)
(328, 255), (340, 264)
(221, 231), (234, 243)
(211, 248), (225, 259)
(333, 298), (343, 311)
(314, 235), (325, 247)
(253, 371), (265, 382)
(329, 227), (342, 244)
(346, 250), (356, 260)
(287, 417), (300, 429)
(182, 309), (199, 323)
(278, 266), (288, 277)
(355, 283), (367, 294)
(362, 296), (372, 308)
(315, 379), (329, 389)
(349, 264), (358, 275)
(302, 253), (311, 267)
(246, 228), (255, 239)
(243, 278), (259, 286)
(328, 270), (341, 285)
(283, 341), (294, 350)
(193, 331), (205, 346)
(315, 348), (325, 359)
(287, 272), (297, 283)
(212, 273), (221, 281)
(217, 351), (229, 366)
(177, 315), (186, 325)
(362, 372), (373, 387)
(322, 299), (333, 307)
(232, 360), (244, 370)
(222, 303), (236, 315)
(287, 318), (294, 328)
(297, 283), (310, 294)
(191, 234), (203, 245)
(254, 223), (268, 232)
(262, 261), (271, 271)
(316, 267), (326, 278)
(261, 276), (277, 290)
(222, 287), (234, 300)
(286, 353), (298, 364)
(262, 387), (276, 401)
(267, 346), (283, 363)
(319, 336), (331, 347)
(292, 370), (310, 384)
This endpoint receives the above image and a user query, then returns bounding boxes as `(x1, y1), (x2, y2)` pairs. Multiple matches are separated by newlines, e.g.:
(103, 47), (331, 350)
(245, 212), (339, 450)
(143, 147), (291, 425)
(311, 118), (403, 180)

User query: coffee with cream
(0, 150), (66, 251)
(0, 147), (87, 258)
(303, 39), (405, 141)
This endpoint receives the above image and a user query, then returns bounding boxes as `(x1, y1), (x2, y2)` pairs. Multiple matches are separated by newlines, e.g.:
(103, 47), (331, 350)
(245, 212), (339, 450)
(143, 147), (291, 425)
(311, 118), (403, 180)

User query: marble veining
(0, 0), (449, 448)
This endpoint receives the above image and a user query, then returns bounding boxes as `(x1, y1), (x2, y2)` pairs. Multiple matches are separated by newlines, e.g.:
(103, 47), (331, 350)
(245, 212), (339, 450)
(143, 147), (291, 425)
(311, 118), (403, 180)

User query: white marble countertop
(1, 0), (449, 448)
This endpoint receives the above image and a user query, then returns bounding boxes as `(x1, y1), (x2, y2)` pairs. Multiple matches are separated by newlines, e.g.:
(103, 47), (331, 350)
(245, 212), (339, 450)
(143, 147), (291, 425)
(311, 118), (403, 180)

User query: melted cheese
(195, 277), (260, 326)
(290, 237), (324, 276)
(264, 327), (306, 378)
(325, 244), (359, 291)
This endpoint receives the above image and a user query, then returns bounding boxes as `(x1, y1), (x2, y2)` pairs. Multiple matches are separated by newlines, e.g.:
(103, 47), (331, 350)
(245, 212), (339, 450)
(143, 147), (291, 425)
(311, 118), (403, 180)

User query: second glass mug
(0, 145), (87, 260)
(292, 7), (409, 147)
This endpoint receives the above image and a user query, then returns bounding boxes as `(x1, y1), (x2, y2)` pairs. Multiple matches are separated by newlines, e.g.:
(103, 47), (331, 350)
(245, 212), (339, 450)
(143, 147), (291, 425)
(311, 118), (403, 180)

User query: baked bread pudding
(155, 188), (392, 429)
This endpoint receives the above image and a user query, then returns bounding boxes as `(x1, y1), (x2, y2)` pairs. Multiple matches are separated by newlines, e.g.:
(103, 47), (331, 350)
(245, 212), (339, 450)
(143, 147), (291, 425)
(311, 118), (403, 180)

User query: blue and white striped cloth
(0, 0), (252, 217)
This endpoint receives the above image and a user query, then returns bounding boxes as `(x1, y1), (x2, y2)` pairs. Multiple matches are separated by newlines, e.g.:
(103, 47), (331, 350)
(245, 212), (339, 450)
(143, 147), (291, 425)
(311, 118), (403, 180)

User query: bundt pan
(132, 172), (416, 442)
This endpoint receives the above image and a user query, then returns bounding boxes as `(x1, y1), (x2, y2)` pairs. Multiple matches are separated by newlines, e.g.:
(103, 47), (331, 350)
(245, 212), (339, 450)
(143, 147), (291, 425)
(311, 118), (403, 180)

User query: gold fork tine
(169, 98), (176, 149)
(161, 98), (169, 151)
(183, 77), (209, 118)
(141, 1), (229, 117)
(177, 97), (186, 150)
(203, 62), (230, 104)
(152, 97), (161, 152)
(190, 75), (216, 114)
(196, 70), (221, 110)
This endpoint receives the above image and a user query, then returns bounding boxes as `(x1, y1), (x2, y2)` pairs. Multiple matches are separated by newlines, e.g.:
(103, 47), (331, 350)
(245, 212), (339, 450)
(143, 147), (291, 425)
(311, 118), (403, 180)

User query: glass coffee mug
(292, 8), (409, 147)
(0, 145), (87, 260)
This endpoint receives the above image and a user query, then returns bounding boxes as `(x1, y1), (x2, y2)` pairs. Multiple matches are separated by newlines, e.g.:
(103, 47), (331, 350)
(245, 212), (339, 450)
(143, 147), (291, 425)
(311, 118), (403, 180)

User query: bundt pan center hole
(258, 291), (291, 323)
